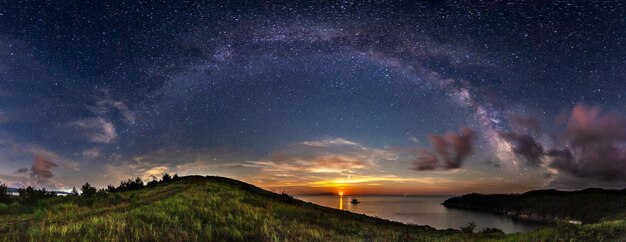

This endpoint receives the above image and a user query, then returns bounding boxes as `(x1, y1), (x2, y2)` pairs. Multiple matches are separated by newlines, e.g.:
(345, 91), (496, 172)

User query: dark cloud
(446, 128), (475, 168)
(549, 105), (626, 182)
(16, 168), (28, 173)
(31, 156), (58, 182)
(413, 128), (475, 170)
(484, 159), (502, 168)
(511, 115), (541, 133)
(509, 105), (626, 185)
(413, 149), (439, 171)
(500, 133), (544, 166)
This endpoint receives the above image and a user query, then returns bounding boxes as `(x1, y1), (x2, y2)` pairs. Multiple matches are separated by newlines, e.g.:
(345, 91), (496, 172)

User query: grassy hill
(0, 176), (625, 241)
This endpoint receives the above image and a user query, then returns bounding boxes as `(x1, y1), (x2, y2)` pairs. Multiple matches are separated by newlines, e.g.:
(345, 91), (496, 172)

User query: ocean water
(298, 195), (545, 233)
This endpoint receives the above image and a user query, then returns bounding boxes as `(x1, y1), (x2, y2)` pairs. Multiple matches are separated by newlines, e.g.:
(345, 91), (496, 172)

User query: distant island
(443, 188), (626, 225)
(1, 175), (625, 241)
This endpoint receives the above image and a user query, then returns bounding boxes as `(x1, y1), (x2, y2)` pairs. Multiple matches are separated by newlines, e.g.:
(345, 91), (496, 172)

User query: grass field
(1, 176), (625, 241)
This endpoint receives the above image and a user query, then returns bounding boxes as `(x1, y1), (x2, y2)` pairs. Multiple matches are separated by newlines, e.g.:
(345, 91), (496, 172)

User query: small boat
(350, 199), (360, 204)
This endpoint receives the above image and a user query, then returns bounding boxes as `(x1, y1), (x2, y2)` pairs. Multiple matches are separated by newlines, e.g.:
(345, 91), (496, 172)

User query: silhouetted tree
(97, 188), (108, 195)
(161, 173), (172, 182)
(461, 222), (477, 233)
(17, 186), (55, 206)
(0, 182), (11, 204)
(71, 187), (79, 196)
(106, 184), (115, 192)
(147, 177), (158, 187)
(81, 183), (97, 197)
(116, 177), (145, 191)
(134, 177), (144, 187)
(172, 173), (179, 180)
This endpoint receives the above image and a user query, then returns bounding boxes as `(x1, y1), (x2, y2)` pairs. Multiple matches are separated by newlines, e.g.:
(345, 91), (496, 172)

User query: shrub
(147, 178), (159, 187)
(71, 187), (79, 196)
(81, 183), (97, 197)
(279, 191), (296, 204)
(0, 182), (12, 204)
(480, 227), (504, 235)
(460, 222), (476, 233)
(17, 186), (55, 206)
(162, 173), (172, 182)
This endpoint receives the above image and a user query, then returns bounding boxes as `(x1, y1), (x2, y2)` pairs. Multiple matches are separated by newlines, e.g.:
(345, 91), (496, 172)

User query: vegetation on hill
(443, 188), (626, 224)
(0, 176), (624, 241)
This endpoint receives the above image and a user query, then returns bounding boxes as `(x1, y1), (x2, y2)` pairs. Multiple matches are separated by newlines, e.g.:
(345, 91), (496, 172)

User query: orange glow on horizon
(338, 191), (344, 196)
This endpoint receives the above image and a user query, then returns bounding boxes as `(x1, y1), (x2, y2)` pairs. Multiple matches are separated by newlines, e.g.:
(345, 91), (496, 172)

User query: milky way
(0, 1), (624, 194)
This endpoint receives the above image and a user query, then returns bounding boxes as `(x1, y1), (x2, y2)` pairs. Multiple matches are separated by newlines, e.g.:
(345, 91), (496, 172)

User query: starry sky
(0, 1), (624, 195)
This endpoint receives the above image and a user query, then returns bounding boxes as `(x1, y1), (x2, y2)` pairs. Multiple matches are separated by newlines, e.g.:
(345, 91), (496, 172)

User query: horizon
(4, 174), (625, 197)
(0, 1), (625, 196)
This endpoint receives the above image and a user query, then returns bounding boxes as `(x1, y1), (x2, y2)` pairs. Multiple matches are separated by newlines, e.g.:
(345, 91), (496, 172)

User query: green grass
(0, 176), (625, 241)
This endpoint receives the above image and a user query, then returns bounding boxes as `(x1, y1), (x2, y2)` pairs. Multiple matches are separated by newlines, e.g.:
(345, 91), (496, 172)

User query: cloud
(81, 147), (101, 158)
(104, 163), (173, 184)
(301, 138), (363, 148)
(546, 105), (626, 182)
(253, 154), (371, 174)
(98, 145), (247, 186)
(31, 156), (58, 181)
(254, 138), (396, 174)
(499, 132), (544, 166)
(510, 115), (541, 133)
(0, 136), (77, 187)
(13, 155), (59, 183)
(413, 128), (476, 170)
(72, 117), (117, 143)
(503, 105), (626, 187)
(413, 149), (439, 171)
(90, 95), (136, 124)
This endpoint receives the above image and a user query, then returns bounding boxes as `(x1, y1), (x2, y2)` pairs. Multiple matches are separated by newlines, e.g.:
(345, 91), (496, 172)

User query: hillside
(0, 176), (625, 241)
(443, 188), (626, 224)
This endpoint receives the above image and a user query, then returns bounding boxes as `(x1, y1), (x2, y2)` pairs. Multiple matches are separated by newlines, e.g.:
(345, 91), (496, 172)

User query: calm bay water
(298, 195), (545, 233)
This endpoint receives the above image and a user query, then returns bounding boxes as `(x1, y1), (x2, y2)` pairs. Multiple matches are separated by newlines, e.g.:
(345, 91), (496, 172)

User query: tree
(134, 177), (144, 187)
(115, 177), (147, 192)
(81, 182), (97, 197)
(161, 173), (172, 182)
(71, 187), (79, 196)
(460, 222), (477, 233)
(0, 182), (11, 204)
(147, 177), (158, 187)
(17, 186), (55, 205)
(172, 173), (179, 180)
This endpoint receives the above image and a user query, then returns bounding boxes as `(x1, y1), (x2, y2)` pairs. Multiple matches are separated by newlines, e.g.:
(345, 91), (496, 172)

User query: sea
(298, 195), (546, 234)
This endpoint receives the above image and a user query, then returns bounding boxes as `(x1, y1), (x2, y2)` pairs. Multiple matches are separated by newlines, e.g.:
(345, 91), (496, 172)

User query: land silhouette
(0, 175), (625, 241)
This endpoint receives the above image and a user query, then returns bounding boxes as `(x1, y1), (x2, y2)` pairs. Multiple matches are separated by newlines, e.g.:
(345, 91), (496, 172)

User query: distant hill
(1, 176), (625, 241)
(443, 188), (626, 224)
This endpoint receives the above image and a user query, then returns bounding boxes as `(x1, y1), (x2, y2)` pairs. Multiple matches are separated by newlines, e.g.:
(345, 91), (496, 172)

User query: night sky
(0, 1), (624, 195)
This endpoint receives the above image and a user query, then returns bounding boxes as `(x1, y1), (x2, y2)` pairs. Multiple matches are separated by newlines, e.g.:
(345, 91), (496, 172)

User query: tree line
(0, 173), (180, 206)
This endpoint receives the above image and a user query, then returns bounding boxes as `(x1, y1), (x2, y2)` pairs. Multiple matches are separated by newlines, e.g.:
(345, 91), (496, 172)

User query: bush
(162, 173), (172, 182)
(147, 178), (159, 187)
(279, 191), (296, 204)
(480, 227), (504, 235)
(71, 187), (79, 196)
(81, 183), (97, 197)
(17, 186), (55, 206)
(460, 222), (476, 233)
(115, 177), (145, 192)
(0, 182), (12, 204)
